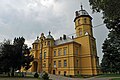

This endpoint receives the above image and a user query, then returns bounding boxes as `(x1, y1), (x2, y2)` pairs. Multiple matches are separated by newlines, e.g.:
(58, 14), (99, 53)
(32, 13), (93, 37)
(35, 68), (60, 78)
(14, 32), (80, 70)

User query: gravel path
(49, 74), (111, 80)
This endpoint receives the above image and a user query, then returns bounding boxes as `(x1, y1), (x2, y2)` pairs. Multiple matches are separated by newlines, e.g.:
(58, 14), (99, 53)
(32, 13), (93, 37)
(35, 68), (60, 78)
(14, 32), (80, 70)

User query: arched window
(44, 52), (46, 59)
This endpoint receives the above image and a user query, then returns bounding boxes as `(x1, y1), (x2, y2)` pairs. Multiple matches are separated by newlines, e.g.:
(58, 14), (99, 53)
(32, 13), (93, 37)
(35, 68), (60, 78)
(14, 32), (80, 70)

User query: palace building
(30, 5), (99, 76)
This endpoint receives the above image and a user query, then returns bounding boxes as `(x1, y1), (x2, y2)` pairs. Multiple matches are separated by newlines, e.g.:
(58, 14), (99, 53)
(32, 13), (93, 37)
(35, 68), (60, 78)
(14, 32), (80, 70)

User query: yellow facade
(30, 6), (99, 76)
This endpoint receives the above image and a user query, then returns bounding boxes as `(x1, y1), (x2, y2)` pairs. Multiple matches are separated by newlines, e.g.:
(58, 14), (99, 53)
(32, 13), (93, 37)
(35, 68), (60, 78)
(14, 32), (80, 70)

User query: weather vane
(80, 2), (83, 10)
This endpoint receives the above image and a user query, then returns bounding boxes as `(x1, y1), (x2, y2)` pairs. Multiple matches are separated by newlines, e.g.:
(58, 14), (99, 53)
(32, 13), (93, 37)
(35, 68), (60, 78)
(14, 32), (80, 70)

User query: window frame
(64, 60), (67, 67)
(58, 60), (61, 68)
(54, 50), (56, 57)
(63, 48), (67, 56)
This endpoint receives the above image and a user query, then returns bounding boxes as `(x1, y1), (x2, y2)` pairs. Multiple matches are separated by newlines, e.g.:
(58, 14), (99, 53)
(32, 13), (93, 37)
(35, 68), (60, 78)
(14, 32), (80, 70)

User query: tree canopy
(89, 0), (120, 20)
(89, 0), (120, 31)
(0, 37), (33, 76)
(89, 0), (120, 73)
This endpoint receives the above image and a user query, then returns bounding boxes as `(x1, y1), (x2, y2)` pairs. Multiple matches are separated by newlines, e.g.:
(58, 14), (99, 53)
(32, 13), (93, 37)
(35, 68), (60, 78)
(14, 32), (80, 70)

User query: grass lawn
(112, 78), (120, 80)
(97, 74), (120, 78)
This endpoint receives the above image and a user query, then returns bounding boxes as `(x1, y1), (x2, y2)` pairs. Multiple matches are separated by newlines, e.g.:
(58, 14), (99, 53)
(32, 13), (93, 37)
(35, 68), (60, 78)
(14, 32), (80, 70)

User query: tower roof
(46, 31), (54, 39)
(34, 36), (39, 43)
(74, 5), (92, 22)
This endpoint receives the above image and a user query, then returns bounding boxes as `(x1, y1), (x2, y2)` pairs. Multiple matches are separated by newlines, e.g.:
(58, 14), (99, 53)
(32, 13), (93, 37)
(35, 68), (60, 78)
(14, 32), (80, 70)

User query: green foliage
(89, 0), (120, 20)
(101, 31), (120, 73)
(89, 0), (120, 31)
(112, 78), (120, 80)
(89, 0), (120, 73)
(34, 72), (39, 78)
(22, 45), (33, 71)
(0, 37), (33, 76)
(0, 40), (13, 73)
(42, 72), (49, 80)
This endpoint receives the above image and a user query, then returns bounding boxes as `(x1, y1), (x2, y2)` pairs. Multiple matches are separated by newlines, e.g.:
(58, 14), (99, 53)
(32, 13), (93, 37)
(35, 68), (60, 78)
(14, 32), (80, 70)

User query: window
(64, 60), (67, 67)
(63, 48), (67, 56)
(35, 44), (37, 50)
(78, 19), (81, 25)
(58, 60), (61, 67)
(54, 61), (56, 68)
(44, 52), (46, 59)
(58, 49), (61, 56)
(40, 53), (42, 59)
(84, 18), (87, 23)
(64, 71), (66, 76)
(79, 28), (82, 35)
(77, 71), (79, 74)
(54, 50), (56, 57)
(48, 41), (50, 46)
(75, 48), (79, 55)
(76, 60), (79, 67)
(45, 41), (46, 45)
(58, 71), (60, 75)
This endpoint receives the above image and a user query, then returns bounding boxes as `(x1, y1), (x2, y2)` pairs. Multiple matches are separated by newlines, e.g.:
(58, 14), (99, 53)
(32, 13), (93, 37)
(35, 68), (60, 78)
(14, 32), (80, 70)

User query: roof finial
(49, 31), (51, 35)
(37, 36), (39, 39)
(81, 3), (83, 10)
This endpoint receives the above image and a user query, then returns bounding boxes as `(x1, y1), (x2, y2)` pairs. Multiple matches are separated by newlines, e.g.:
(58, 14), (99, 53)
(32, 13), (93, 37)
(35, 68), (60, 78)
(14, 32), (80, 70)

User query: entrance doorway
(64, 71), (66, 76)
(53, 70), (55, 74)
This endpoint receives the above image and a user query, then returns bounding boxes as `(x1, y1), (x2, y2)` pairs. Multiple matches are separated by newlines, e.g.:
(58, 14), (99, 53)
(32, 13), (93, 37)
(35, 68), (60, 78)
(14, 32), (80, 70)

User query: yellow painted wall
(29, 7), (99, 76)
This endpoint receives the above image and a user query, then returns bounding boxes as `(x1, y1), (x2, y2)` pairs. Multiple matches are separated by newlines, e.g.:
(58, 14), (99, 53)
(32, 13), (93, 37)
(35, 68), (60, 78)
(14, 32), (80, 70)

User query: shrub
(42, 72), (49, 80)
(34, 72), (39, 78)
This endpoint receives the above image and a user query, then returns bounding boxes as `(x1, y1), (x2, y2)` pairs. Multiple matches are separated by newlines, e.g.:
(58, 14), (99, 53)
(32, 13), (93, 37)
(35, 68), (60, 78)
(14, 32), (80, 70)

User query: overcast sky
(0, 0), (108, 62)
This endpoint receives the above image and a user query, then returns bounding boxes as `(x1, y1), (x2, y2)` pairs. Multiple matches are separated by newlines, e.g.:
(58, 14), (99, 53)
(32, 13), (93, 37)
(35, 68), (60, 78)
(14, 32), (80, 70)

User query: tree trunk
(8, 72), (10, 77)
(11, 68), (14, 77)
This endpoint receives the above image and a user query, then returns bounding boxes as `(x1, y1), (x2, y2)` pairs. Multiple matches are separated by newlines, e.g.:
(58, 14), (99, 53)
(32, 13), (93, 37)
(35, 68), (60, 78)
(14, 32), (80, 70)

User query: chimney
(75, 11), (79, 17)
(63, 34), (66, 40)
(72, 36), (74, 39)
(60, 37), (62, 40)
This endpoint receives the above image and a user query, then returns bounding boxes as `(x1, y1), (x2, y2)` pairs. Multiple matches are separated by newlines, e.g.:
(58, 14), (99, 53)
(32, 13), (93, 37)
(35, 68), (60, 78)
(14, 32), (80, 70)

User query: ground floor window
(77, 71), (79, 74)
(58, 71), (60, 75)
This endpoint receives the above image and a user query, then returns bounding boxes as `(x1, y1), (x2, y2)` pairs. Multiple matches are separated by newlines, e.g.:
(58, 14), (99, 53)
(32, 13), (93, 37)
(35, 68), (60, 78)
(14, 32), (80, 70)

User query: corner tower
(74, 5), (99, 76)
(74, 5), (93, 37)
